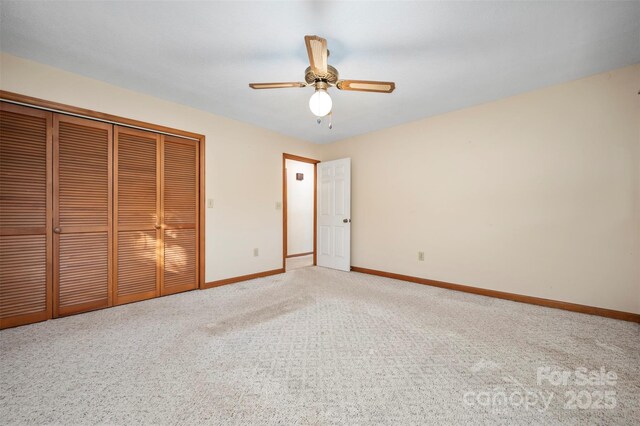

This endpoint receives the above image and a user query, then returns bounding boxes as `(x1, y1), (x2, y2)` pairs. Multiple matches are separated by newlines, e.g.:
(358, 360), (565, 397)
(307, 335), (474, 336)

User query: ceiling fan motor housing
(305, 65), (339, 86)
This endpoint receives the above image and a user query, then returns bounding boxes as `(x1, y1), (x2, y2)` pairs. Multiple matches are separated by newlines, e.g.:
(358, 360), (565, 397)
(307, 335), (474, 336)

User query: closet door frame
(0, 91), (206, 295)
(0, 102), (53, 329)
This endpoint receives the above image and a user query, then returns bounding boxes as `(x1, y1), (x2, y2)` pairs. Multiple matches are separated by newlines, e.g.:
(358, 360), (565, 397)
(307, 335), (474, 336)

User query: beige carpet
(286, 254), (314, 271)
(1, 266), (638, 425)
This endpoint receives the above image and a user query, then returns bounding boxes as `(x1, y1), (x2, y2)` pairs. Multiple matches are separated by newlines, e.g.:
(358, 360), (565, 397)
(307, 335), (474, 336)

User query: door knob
(154, 224), (162, 229)
(53, 227), (61, 234)
(343, 219), (351, 223)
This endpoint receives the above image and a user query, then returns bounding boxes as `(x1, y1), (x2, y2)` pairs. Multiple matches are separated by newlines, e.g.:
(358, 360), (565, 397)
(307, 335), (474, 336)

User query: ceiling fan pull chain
(317, 118), (322, 125)
(328, 112), (333, 130)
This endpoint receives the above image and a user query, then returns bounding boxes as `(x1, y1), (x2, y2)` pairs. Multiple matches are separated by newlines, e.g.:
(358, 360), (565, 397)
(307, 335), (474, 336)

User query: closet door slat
(54, 114), (112, 317)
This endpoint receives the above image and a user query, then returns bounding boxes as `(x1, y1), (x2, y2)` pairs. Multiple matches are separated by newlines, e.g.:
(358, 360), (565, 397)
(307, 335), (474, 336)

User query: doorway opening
(283, 153), (320, 271)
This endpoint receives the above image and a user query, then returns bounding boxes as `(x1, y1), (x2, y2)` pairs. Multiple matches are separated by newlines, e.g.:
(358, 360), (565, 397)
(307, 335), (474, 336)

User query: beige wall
(321, 64), (640, 314)
(2, 53), (638, 313)
(286, 159), (315, 255)
(0, 53), (321, 283)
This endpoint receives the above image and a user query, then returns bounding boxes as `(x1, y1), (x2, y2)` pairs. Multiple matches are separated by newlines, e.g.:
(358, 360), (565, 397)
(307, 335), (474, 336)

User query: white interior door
(317, 158), (351, 271)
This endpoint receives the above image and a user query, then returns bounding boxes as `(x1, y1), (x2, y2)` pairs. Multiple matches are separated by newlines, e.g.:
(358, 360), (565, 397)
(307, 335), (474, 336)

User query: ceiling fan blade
(337, 80), (396, 93)
(249, 82), (307, 89)
(304, 35), (328, 76)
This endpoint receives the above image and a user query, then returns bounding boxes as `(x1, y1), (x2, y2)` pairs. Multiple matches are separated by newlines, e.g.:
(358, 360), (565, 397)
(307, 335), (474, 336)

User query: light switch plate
(276, 202), (282, 210)
(207, 199), (214, 208)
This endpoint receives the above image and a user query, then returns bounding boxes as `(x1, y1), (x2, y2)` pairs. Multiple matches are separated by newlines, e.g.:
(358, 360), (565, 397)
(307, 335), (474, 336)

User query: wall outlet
(276, 201), (282, 210)
(207, 199), (214, 208)
(418, 251), (425, 261)
(253, 248), (259, 257)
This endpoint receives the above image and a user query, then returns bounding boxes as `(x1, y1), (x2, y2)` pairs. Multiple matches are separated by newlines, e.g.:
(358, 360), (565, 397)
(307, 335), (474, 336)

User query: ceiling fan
(249, 35), (396, 120)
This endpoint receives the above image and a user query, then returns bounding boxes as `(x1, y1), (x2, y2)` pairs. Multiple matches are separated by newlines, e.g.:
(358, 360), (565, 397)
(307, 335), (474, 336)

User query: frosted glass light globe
(309, 89), (332, 117)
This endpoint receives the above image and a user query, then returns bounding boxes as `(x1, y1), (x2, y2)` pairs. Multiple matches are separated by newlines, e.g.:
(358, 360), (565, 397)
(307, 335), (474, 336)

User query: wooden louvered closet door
(114, 126), (160, 305)
(161, 135), (198, 295)
(0, 103), (52, 329)
(53, 114), (112, 317)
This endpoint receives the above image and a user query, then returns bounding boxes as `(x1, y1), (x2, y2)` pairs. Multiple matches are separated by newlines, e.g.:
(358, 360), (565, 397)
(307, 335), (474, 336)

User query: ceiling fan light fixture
(309, 88), (332, 117)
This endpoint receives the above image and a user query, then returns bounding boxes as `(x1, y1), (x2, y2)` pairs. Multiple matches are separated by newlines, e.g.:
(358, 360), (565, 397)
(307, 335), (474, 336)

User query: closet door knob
(53, 227), (61, 234)
(154, 224), (162, 229)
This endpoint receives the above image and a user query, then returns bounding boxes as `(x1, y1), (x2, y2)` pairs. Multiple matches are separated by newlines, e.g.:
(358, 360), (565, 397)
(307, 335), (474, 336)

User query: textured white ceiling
(1, 1), (639, 144)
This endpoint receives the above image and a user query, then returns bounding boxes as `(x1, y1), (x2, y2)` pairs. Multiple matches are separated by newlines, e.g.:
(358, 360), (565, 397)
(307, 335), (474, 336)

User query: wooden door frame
(282, 153), (320, 269)
(0, 91), (206, 292)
